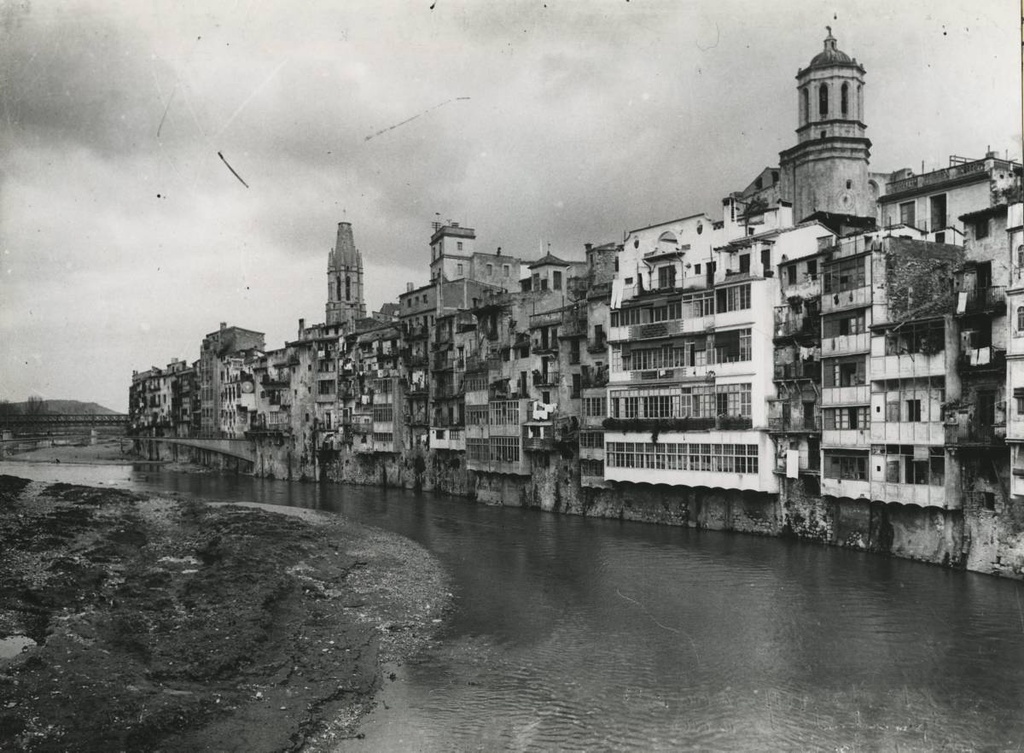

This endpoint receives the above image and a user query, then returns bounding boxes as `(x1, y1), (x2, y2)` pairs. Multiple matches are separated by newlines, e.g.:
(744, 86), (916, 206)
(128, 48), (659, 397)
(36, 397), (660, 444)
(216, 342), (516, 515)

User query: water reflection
(4, 461), (1024, 751)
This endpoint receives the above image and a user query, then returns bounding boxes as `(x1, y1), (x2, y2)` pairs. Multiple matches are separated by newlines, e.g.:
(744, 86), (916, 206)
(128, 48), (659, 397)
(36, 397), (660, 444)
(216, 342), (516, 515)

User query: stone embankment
(0, 474), (450, 752)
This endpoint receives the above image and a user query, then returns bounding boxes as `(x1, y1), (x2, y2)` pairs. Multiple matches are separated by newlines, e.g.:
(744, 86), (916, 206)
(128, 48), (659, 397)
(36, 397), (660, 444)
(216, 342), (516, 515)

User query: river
(4, 460), (1024, 751)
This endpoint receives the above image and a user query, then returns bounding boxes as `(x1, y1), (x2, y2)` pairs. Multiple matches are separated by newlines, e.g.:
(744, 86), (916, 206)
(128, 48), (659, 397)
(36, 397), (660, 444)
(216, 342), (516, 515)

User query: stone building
(198, 323), (265, 437)
(778, 30), (877, 222)
(325, 221), (366, 330)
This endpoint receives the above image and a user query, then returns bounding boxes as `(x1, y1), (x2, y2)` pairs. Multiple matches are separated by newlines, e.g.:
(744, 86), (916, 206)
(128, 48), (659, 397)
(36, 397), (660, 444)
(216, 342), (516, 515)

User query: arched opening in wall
(819, 83), (828, 117)
(841, 82), (849, 117)
(801, 88), (809, 124)
(335, 277), (341, 302)
(857, 85), (863, 119)
(345, 275), (351, 301)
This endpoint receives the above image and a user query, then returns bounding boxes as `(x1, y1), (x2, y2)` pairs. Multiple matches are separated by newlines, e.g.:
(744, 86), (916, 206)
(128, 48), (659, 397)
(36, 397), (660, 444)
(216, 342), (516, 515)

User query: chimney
(584, 243), (593, 252)
(406, 282), (414, 292)
(298, 318), (305, 337)
(220, 322), (227, 330)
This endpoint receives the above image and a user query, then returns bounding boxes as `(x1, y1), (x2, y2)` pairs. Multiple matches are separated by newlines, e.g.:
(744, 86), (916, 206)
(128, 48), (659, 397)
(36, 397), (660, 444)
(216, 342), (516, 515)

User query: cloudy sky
(0, 0), (1019, 412)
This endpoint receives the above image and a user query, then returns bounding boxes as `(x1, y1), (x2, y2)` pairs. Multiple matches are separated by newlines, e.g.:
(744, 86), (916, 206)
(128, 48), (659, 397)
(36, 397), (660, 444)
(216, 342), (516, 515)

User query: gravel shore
(0, 474), (451, 752)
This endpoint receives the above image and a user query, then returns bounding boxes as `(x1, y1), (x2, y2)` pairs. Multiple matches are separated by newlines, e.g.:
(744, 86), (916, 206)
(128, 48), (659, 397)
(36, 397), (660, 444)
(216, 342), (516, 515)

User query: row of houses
(130, 31), (1024, 573)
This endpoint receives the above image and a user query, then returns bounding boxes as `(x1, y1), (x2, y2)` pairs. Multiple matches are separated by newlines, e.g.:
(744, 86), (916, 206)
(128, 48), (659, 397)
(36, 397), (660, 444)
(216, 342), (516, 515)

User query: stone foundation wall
(178, 437), (1022, 578)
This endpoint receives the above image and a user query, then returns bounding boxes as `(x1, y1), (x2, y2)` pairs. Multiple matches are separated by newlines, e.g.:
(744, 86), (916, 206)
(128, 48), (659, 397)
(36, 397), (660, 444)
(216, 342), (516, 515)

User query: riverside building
(129, 31), (1024, 577)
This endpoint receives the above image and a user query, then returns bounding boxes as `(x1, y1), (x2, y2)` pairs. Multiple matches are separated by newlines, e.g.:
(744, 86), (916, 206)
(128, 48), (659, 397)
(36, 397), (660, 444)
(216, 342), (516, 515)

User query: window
(787, 265), (797, 285)
(693, 264), (701, 275)
(1014, 388), (1024, 416)
(1017, 306), (1024, 335)
(840, 82), (849, 116)
(824, 406), (869, 430)
(801, 88), (809, 122)
(823, 356), (866, 388)
(658, 265), (677, 288)
(605, 442), (758, 474)
(503, 264), (510, 278)
(899, 201), (916, 228)
(486, 263), (493, 275)
(818, 83), (828, 117)
(906, 399), (922, 422)
(930, 194), (947, 231)
(582, 396), (607, 418)
(825, 452), (867, 480)
(457, 241), (463, 251)
(739, 254), (750, 274)
(715, 283), (751, 313)
(457, 263), (464, 275)
(823, 311), (865, 338)
(823, 257), (866, 293)
(974, 218), (990, 239)
(553, 271), (562, 290)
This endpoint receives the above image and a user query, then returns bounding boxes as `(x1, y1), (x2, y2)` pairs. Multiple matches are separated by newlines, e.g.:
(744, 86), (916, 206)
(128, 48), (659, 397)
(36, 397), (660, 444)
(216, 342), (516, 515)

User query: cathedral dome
(807, 29), (856, 69)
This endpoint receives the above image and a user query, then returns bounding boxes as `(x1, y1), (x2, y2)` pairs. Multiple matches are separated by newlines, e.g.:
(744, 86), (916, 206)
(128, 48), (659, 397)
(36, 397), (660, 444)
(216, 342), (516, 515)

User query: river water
(4, 460), (1024, 751)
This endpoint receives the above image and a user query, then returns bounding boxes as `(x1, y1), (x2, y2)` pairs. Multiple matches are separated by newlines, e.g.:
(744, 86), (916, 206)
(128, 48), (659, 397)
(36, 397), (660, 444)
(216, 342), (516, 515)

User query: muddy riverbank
(0, 474), (451, 752)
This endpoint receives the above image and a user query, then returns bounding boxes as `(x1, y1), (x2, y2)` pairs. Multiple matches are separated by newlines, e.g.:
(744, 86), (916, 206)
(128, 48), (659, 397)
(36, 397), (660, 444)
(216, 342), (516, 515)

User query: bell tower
(779, 29), (874, 221)
(326, 222), (366, 330)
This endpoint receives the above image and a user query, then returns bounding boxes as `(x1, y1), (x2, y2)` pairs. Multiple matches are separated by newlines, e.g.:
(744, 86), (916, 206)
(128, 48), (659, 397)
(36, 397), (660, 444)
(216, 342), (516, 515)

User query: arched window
(801, 88), (809, 124)
(818, 83), (828, 117)
(345, 275), (351, 301)
(1017, 244), (1024, 269)
(335, 278), (341, 302)
(841, 83), (849, 116)
(1018, 305), (1024, 334)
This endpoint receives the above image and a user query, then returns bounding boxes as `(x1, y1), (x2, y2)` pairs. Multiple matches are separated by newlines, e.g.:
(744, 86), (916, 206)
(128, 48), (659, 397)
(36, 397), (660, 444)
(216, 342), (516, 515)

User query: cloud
(0, 0), (1020, 411)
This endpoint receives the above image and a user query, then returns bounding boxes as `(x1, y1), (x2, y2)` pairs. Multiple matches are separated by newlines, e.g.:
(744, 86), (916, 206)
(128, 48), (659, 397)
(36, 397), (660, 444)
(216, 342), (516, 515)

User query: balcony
(581, 368), (609, 389)
(870, 352), (946, 381)
(821, 286), (871, 315)
(773, 309), (820, 341)
(820, 385), (870, 406)
(532, 342), (559, 357)
(602, 416), (750, 433)
(523, 436), (555, 452)
(533, 370), (561, 387)
(768, 415), (822, 433)
(821, 332), (870, 356)
(870, 421), (946, 445)
(773, 360), (821, 381)
(821, 428), (871, 448)
(431, 427), (465, 452)
(958, 348), (1006, 374)
(558, 317), (588, 339)
(586, 337), (608, 354)
(885, 157), (989, 195)
(944, 421), (1006, 447)
(956, 286), (1007, 317)
(821, 476), (870, 500)
(869, 481), (947, 509)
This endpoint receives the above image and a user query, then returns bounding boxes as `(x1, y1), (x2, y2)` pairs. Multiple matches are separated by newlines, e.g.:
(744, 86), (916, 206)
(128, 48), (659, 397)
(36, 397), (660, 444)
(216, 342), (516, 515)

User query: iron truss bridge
(0, 414), (129, 434)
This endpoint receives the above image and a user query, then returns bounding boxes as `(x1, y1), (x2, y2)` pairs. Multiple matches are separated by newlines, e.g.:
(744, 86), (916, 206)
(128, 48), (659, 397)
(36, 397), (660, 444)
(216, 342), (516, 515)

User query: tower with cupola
(779, 29), (876, 222)
(326, 221), (366, 330)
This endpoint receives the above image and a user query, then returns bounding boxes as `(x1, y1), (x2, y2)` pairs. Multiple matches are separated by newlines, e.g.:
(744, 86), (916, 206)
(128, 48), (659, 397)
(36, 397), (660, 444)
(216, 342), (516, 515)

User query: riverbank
(0, 474), (451, 752)
(11, 439), (210, 473)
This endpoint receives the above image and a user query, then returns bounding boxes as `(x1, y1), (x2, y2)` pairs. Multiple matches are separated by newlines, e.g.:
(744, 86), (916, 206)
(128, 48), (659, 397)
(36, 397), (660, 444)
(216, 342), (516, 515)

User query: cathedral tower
(779, 29), (875, 222)
(326, 222), (366, 329)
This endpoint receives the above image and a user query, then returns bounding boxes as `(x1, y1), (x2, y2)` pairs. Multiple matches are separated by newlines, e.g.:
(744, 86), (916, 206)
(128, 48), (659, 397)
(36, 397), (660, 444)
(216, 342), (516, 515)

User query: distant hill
(5, 400), (121, 415)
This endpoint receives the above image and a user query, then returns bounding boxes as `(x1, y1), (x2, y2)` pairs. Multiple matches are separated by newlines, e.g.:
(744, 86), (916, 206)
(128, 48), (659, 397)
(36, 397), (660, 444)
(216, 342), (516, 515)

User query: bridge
(131, 436), (255, 471)
(0, 414), (128, 435)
